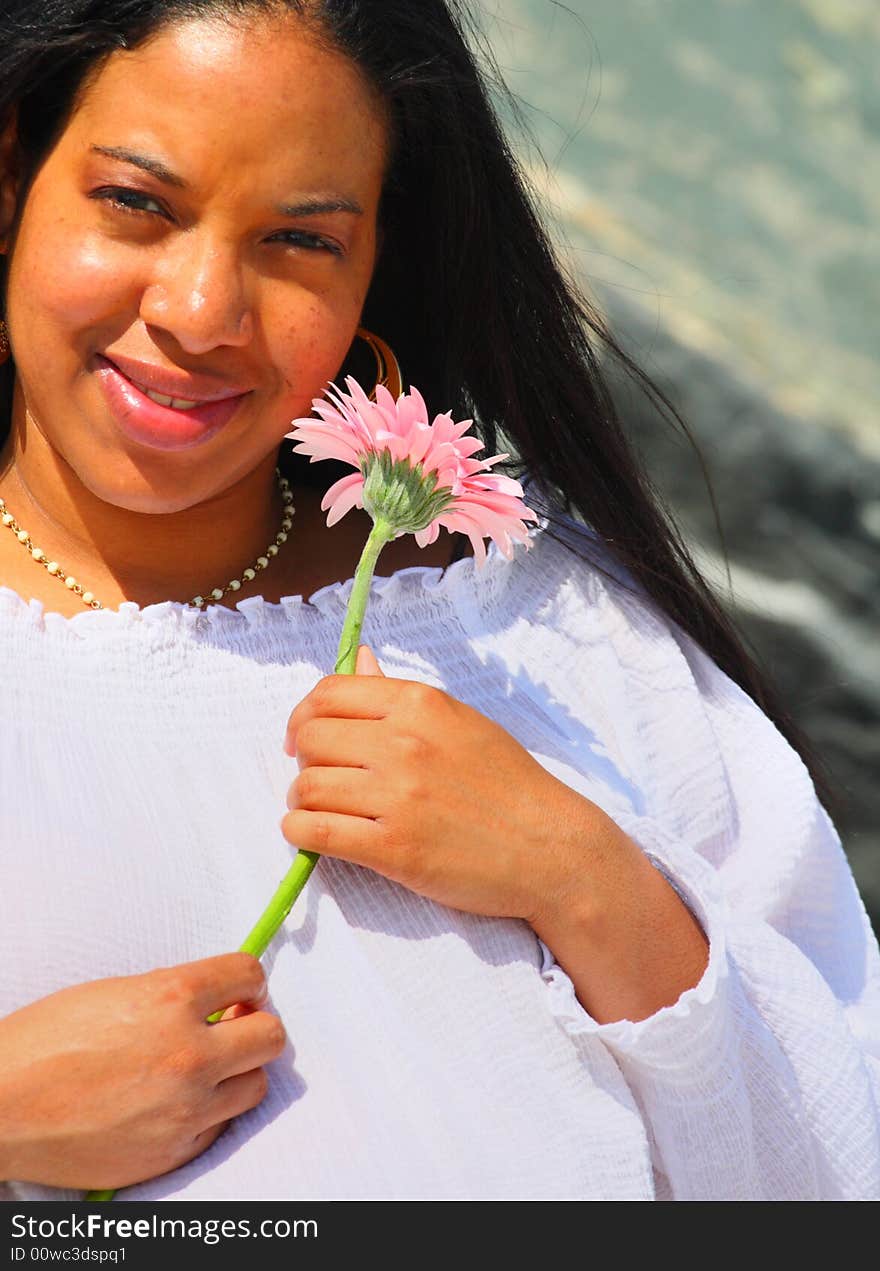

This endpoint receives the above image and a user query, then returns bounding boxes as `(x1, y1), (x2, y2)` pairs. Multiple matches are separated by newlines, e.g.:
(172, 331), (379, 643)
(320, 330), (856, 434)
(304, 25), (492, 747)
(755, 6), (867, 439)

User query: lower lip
(95, 356), (249, 451)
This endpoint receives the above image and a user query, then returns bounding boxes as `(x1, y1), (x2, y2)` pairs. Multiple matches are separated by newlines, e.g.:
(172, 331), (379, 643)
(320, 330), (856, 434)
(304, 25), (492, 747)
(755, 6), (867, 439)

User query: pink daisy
(286, 377), (539, 567)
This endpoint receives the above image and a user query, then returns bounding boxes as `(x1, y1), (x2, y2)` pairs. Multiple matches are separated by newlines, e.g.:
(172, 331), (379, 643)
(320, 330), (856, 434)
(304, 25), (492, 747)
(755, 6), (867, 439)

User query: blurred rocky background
(476, 0), (879, 930)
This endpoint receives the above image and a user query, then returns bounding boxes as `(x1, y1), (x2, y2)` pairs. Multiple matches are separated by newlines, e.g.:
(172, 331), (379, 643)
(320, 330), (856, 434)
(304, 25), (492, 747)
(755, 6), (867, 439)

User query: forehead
(66, 12), (389, 184)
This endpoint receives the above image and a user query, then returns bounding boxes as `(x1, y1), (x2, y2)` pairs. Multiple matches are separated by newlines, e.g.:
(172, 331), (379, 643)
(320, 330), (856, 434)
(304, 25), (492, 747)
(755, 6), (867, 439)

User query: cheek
(9, 222), (137, 338)
(270, 294), (362, 400)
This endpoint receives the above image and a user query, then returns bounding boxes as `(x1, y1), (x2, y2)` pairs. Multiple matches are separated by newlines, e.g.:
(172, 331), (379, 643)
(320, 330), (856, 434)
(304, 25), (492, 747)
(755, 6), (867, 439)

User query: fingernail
(356, 644), (379, 674)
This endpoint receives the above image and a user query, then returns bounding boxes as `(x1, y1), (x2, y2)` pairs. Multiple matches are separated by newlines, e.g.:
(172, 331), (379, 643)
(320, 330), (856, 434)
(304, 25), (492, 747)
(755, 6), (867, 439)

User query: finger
(209, 1008), (288, 1081)
(280, 808), (385, 870)
(283, 674), (400, 756)
(283, 674), (445, 757)
(291, 717), (381, 769)
(179, 1120), (231, 1169)
(356, 644), (385, 676)
(287, 765), (380, 818)
(184, 952), (267, 1019)
(211, 1067), (271, 1125)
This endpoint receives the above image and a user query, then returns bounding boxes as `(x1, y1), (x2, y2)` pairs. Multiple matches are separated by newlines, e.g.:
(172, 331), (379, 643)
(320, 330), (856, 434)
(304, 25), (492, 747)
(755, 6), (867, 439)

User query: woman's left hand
(281, 644), (605, 927)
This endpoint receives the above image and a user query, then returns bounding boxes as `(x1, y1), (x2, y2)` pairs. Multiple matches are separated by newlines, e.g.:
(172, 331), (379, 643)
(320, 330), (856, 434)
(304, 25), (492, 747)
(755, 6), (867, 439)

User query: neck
(0, 386), (289, 610)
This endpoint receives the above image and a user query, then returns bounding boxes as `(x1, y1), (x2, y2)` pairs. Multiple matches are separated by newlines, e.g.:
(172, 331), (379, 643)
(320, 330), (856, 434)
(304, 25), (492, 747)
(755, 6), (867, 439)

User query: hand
(0, 953), (286, 1191)
(281, 644), (598, 925)
(283, 646), (709, 1025)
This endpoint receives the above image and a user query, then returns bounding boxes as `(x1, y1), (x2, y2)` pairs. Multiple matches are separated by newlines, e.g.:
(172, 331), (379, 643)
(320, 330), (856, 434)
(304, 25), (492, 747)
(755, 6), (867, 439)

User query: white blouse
(0, 513), (878, 1201)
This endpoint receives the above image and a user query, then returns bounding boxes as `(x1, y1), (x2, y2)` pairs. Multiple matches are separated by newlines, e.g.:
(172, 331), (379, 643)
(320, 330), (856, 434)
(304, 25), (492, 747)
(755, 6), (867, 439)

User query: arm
(530, 556), (880, 1200)
(529, 799), (709, 1025)
(280, 540), (880, 1200)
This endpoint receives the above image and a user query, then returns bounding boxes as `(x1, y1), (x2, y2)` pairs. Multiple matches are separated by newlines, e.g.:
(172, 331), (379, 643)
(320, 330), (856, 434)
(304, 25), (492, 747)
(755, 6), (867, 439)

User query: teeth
(142, 387), (201, 410)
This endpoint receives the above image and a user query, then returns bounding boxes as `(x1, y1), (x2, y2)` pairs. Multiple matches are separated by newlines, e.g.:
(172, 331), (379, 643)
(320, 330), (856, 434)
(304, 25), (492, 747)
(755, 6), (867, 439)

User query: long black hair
(0, 0), (837, 814)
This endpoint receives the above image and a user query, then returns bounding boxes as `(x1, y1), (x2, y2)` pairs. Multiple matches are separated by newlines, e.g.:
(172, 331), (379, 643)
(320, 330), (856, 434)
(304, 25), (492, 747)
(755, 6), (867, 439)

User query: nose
(139, 234), (254, 354)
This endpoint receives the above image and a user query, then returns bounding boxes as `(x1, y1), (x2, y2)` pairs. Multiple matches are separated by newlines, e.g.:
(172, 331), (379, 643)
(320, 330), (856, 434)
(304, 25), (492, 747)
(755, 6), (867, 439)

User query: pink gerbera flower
(286, 376), (538, 567)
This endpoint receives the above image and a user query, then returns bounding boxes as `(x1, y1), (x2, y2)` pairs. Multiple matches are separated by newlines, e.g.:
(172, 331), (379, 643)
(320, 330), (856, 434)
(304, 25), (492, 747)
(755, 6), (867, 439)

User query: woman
(0, 0), (877, 1201)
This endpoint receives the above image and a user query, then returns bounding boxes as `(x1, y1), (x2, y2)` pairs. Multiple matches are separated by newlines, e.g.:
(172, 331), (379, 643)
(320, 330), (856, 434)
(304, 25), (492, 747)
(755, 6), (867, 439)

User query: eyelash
(273, 229), (344, 257)
(90, 187), (343, 256)
(92, 187), (166, 218)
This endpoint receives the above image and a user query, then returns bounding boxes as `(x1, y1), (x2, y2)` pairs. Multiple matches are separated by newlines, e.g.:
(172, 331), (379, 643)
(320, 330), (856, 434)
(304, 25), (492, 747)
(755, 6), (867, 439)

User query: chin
(69, 462), (214, 517)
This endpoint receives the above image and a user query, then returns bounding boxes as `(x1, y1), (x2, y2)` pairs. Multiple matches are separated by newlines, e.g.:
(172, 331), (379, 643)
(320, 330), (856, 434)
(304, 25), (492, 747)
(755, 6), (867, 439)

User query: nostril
(139, 281), (254, 353)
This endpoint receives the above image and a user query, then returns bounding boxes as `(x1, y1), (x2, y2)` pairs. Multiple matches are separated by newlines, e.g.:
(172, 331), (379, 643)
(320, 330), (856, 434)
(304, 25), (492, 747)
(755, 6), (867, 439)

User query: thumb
(355, 644), (385, 676)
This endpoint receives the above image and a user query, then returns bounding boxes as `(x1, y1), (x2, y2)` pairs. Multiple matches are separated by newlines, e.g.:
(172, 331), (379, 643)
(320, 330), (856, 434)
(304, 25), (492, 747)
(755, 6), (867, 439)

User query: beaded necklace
(0, 469), (294, 611)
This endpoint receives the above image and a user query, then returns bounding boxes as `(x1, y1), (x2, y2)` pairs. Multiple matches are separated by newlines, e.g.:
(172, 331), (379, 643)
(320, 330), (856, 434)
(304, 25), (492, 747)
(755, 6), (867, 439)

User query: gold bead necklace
(0, 469), (295, 611)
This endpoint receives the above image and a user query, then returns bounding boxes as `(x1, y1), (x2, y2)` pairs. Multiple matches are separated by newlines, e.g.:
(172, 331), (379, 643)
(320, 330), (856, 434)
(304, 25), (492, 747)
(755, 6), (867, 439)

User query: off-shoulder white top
(1, 514), (878, 1200)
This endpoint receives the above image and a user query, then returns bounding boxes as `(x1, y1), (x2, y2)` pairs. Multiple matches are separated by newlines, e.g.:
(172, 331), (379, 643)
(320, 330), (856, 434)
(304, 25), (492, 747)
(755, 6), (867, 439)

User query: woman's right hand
(0, 952), (286, 1191)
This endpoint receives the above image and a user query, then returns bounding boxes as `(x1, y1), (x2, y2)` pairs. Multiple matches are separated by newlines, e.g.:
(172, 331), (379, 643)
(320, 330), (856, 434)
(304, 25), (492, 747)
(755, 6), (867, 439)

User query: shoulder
(486, 492), (662, 654)
(462, 492), (705, 778)
(481, 494), (806, 817)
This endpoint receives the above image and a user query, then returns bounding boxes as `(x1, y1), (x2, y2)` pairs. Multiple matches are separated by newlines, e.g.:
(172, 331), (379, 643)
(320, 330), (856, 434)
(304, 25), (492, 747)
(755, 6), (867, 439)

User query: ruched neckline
(0, 517), (550, 637)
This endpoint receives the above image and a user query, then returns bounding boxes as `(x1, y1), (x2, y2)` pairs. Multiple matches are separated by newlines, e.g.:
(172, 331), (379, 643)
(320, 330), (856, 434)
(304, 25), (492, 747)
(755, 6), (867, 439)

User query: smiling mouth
(133, 385), (203, 411)
(94, 354), (251, 451)
(99, 353), (253, 410)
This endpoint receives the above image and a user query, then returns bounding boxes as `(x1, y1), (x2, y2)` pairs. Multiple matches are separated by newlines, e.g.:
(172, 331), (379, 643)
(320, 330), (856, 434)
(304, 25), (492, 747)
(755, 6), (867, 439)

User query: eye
(90, 187), (168, 218)
(269, 230), (343, 257)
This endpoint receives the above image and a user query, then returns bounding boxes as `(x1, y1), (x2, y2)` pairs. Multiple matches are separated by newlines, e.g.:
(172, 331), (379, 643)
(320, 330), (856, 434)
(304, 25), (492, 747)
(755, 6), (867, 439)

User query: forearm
(530, 799), (709, 1025)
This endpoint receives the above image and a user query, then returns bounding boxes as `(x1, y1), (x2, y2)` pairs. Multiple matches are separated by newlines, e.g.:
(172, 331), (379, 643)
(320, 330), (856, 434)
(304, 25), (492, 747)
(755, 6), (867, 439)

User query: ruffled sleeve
(531, 526), (880, 1200)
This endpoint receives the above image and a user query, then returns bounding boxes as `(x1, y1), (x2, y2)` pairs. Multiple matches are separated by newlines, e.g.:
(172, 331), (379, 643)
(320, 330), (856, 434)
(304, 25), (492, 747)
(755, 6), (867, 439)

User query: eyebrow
(89, 145), (364, 217)
(278, 195), (363, 218)
(91, 145), (186, 188)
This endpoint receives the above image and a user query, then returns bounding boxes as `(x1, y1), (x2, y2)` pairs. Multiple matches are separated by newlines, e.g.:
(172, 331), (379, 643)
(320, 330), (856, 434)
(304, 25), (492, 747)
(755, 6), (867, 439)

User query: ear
(0, 110), (22, 252)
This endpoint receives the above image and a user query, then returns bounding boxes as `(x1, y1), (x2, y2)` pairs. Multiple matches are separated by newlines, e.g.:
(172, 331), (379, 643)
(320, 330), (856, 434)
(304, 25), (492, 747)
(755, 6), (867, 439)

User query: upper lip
(99, 353), (253, 403)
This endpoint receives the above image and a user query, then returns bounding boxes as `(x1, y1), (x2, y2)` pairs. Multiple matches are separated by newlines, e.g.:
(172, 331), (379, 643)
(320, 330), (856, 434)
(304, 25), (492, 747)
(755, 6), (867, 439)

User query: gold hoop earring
(0, 319), (9, 366)
(355, 326), (403, 401)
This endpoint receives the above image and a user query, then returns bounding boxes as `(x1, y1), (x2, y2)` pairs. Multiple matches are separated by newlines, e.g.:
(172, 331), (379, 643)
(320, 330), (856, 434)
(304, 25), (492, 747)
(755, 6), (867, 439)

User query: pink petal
(449, 436), (486, 460)
(374, 382), (402, 419)
(403, 421), (434, 470)
(289, 434), (364, 467)
(415, 521), (441, 548)
(287, 377), (535, 562)
(320, 472), (364, 526)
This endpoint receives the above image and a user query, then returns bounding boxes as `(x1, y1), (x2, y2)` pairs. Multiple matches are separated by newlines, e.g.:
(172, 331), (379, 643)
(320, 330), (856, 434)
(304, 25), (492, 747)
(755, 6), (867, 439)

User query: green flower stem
(332, 517), (395, 674)
(85, 517), (395, 1203)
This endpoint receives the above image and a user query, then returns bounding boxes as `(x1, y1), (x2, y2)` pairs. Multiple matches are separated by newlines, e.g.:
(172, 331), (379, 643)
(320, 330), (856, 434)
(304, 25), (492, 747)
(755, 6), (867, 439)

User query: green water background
(479, 0), (877, 450)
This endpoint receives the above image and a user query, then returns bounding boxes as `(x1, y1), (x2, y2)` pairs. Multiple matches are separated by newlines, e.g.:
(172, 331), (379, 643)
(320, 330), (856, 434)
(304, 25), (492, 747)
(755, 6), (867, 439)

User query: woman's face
(2, 12), (389, 513)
